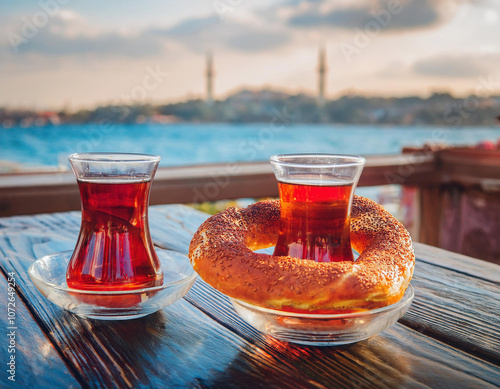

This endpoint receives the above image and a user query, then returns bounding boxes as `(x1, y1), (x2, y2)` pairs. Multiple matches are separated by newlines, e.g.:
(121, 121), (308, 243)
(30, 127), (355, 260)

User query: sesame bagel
(188, 196), (414, 311)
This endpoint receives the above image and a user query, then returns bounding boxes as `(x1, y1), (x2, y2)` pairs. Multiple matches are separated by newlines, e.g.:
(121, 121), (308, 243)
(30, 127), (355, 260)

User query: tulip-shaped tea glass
(231, 154), (414, 345)
(67, 153), (163, 291)
(270, 154), (365, 263)
(28, 152), (197, 319)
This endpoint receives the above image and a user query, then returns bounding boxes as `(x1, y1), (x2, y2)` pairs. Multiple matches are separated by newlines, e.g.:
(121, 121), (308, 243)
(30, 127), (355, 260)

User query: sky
(1, 0), (500, 110)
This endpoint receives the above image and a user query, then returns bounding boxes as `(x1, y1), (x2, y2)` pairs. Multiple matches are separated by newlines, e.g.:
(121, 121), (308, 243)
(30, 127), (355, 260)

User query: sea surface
(1, 123), (499, 169)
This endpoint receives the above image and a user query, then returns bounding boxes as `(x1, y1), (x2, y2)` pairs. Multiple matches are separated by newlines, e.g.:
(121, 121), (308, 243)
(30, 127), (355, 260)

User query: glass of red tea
(270, 154), (365, 263)
(67, 153), (163, 294)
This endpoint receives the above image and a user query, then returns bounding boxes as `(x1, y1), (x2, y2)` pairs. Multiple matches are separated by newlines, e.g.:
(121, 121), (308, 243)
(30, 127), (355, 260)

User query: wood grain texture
(0, 207), (499, 389)
(413, 242), (500, 283)
(0, 268), (80, 389)
(401, 257), (500, 364)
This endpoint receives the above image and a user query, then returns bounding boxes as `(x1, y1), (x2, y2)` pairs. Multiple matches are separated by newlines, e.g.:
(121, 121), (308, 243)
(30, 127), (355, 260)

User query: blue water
(1, 123), (499, 169)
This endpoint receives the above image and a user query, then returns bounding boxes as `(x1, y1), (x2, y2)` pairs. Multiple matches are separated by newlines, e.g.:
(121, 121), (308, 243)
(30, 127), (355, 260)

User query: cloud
(4, 11), (291, 58)
(166, 16), (221, 36)
(156, 16), (291, 52)
(413, 53), (500, 78)
(20, 30), (164, 57)
(4, 11), (165, 58)
(225, 30), (290, 51)
(287, 0), (457, 31)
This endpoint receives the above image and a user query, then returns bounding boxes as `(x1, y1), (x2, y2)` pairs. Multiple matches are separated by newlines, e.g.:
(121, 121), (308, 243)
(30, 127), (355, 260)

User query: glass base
(230, 285), (414, 346)
(29, 249), (196, 320)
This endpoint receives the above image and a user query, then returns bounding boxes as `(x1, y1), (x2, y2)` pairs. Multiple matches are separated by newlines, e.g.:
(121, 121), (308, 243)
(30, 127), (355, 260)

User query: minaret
(317, 46), (327, 107)
(206, 52), (214, 106)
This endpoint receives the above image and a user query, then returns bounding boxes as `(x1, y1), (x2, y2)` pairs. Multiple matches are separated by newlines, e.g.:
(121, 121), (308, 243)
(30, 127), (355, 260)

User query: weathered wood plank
(0, 268), (80, 389)
(413, 242), (500, 283)
(401, 263), (500, 365)
(440, 147), (500, 184)
(0, 208), (499, 389)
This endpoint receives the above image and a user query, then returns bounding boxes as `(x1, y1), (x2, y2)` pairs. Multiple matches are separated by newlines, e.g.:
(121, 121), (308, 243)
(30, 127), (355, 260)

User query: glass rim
(68, 152), (160, 163)
(269, 153), (366, 168)
(232, 285), (414, 319)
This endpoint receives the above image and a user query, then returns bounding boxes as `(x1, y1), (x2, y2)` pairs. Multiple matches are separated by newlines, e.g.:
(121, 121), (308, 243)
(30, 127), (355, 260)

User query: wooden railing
(1, 149), (499, 262)
(0, 154), (436, 217)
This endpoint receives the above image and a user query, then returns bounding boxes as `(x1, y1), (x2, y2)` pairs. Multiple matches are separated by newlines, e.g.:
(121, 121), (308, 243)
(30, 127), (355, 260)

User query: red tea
(66, 178), (163, 291)
(273, 180), (354, 263)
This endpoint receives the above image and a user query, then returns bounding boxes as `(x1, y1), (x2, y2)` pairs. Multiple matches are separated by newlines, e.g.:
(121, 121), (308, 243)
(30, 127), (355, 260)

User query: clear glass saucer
(28, 249), (197, 320)
(230, 285), (414, 346)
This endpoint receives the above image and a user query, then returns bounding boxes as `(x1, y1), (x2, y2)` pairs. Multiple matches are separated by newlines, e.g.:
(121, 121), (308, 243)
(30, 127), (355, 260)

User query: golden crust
(188, 196), (415, 311)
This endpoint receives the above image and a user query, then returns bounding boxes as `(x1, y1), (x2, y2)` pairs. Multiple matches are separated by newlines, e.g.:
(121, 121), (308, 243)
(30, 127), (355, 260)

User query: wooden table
(1, 205), (499, 388)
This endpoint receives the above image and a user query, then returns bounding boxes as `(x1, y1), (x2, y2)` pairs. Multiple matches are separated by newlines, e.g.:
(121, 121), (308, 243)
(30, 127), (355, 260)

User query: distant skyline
(1, 0), (500, 109)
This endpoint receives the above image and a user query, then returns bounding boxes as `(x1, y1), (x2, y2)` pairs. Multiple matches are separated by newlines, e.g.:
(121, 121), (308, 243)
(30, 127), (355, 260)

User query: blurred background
(2, 0), (500, 163)
(1, 0), (499, 261)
